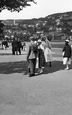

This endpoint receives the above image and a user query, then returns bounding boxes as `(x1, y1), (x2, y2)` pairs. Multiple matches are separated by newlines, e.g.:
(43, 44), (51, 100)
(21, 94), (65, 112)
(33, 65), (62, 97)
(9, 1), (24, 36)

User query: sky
(0, 0), (72, 20)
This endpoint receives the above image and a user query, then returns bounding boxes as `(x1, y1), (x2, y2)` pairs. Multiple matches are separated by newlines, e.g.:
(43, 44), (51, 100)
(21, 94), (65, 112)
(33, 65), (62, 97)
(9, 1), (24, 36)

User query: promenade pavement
(0, 48), (72, 115)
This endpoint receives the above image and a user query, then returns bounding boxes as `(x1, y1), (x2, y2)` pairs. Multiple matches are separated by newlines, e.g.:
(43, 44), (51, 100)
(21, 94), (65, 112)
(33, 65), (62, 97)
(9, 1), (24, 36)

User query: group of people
(12, 37), (23, 55)
(26, 36), (53, 77)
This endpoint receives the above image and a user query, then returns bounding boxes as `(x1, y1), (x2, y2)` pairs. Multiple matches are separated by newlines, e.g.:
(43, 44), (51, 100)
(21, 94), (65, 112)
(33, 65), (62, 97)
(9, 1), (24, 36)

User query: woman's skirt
(44, 48), (53, 62)
(36, 55), (45, 69)
(63, 57), (71, 65)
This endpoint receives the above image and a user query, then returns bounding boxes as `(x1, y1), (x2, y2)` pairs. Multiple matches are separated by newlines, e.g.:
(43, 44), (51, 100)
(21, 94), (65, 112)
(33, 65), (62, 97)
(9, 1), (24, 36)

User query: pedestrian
(2, 39), (5, 50)
(12, 38), (15, 55)
(62, 39), (71, 70)
(14, 37), (18, 55)
(17, 38), (22, 55)
(12, 37), (18, 55)
(44, 36), (53, 67)
(22, 42), (26, 51)
(37, 39), (45, 74)
(26, 36), (37, 77)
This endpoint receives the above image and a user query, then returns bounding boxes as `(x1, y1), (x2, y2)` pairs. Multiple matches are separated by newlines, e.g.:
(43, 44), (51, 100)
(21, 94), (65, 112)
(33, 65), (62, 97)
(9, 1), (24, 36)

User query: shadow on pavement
(0, 61), (28, 74)
(43, 61), (72, 74)
(0, 53), (26, 56)
(0, 60), (72, 75)
(0, 53), (12, 55)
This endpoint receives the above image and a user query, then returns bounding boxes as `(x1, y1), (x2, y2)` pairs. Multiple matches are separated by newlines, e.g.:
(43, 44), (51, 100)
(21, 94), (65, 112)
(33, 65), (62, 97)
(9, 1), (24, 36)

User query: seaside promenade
(0, 46), (72, 115)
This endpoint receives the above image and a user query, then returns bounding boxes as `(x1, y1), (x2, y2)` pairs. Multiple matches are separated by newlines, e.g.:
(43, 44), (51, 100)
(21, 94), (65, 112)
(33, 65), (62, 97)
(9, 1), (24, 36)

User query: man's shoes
(28, 74), (35, 77)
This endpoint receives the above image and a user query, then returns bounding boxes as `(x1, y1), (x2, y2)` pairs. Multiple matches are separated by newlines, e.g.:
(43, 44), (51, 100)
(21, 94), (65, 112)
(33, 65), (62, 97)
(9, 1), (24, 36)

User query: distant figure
(23, 42), (26, 51)
(44, 36), (53, 67)
(2, 39), (9, 50)
(12, 37), (18, 55)
(2, 39), (5, 50)
(12, 38), (15, 55)
(14, 37), (18, 55)
(62, 39), (71, 70)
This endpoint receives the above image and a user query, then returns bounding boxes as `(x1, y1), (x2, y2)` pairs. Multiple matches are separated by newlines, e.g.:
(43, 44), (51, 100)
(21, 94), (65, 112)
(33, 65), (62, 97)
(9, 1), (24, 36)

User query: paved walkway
(0, 47), (63, 62)
(0, 48), (72, 115)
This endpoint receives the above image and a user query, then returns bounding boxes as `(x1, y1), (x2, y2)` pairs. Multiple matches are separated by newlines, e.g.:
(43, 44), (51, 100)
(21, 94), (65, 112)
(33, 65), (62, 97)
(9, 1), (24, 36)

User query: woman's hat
(65, 39), (69, 42)
(29, 36), (34, 41)
(37, 39), (41, 43)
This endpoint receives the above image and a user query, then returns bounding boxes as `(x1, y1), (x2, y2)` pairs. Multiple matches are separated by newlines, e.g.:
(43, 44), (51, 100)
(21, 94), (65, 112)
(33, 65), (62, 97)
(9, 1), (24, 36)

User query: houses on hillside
(1, 11), (72, 41)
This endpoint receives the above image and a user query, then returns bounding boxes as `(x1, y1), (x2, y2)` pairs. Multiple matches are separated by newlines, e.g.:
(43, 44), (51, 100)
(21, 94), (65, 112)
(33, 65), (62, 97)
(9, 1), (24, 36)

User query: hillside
(2, 11), (72, 41)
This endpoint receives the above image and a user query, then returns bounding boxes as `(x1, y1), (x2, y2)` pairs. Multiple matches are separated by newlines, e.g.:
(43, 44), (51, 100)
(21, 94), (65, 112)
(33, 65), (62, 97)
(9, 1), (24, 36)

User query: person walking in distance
(62, 39), (71, 70)
(17, 38), (22, 55)
(14, 37), (18, 55)
(44, 36), (53, 67)
(12, 38), (15, 55)
(37, 39), (45, 74)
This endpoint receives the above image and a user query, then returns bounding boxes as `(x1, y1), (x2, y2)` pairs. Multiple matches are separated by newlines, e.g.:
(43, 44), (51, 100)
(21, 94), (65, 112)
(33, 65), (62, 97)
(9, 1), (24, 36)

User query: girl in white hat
(62, 39), (71, 70)
(36, 39), (45, 73)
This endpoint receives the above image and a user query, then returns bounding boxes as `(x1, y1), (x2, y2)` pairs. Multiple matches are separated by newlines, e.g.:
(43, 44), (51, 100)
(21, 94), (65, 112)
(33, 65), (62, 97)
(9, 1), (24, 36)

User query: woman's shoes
(39, 69), (43, 74)
(37, 68), (43, 74)
(65, 67), (69, 70)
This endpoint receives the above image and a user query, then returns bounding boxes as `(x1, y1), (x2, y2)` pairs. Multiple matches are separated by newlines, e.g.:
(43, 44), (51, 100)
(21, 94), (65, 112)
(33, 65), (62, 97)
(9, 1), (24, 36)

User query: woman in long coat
(44, 36), (53, 67)
(37, 39), (45, 73)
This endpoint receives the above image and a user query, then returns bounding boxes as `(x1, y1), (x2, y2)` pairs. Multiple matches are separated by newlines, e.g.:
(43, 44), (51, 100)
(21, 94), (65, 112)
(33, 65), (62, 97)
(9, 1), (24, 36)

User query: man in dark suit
(26, 36), (37, 77)
(17, 38), (22, 55)
(12, 37), (18, 55)
(62, 39), (71, 70)
(12, 38), (15, 55)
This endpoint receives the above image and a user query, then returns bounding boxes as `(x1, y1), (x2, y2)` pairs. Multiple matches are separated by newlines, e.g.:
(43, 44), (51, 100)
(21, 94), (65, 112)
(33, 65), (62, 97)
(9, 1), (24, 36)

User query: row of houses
(2, 13), (72, 41)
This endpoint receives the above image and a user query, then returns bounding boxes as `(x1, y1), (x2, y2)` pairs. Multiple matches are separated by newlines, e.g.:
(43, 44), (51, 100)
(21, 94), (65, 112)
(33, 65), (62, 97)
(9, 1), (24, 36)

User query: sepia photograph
(0, 0), (72, 114)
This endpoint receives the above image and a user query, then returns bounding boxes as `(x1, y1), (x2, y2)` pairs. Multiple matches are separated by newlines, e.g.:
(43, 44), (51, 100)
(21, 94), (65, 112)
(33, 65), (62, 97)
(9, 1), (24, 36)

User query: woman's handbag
(62, 51), (65, 57)
(36, 57), (39, 68)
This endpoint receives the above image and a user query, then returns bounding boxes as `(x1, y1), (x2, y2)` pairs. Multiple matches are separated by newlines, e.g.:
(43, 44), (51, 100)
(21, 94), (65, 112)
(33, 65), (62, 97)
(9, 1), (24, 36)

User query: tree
(0, 0), (37, 37)
(61, 19), (72, 36)
(0, 21), (4, 34)
(0, 0), (37, 12)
